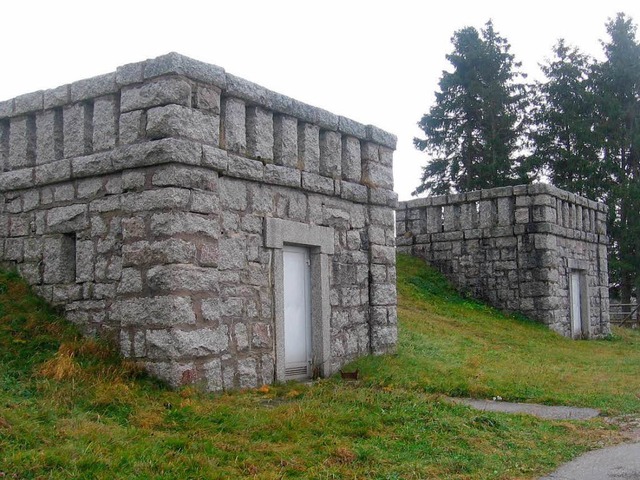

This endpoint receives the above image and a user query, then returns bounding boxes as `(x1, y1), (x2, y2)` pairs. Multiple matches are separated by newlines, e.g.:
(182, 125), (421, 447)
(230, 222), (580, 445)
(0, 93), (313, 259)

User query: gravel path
(447, 397), (600, 420)
(538, 442), (640, 479)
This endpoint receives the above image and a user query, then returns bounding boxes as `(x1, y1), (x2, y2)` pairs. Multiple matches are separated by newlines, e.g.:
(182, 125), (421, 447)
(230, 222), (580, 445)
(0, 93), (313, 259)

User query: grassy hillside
(1, 256), (639, 479)
(353, 255), (640, 415)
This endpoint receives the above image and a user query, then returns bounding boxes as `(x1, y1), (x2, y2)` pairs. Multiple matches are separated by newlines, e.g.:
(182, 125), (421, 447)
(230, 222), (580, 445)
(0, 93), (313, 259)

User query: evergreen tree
(530, 40), (603, 200)
(592, 13), (640, 302)
(414, 21), (528, 195)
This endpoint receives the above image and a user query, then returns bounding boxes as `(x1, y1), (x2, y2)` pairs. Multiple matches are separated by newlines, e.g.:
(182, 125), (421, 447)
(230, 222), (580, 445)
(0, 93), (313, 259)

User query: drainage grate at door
(285, 366), (308, 378)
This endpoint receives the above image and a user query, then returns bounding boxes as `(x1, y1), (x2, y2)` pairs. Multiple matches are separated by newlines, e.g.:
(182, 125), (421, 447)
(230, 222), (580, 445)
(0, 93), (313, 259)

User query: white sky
(3, 0), (640, 201)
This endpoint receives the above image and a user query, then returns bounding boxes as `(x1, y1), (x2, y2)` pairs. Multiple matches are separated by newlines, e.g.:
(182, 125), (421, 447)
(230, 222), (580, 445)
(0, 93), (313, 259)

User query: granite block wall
(0, 52), (398, 389)
(397, 184), (610, 338)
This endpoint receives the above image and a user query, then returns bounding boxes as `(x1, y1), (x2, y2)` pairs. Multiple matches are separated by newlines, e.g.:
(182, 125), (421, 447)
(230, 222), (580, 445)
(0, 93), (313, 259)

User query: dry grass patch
(38, 347), (82, 381)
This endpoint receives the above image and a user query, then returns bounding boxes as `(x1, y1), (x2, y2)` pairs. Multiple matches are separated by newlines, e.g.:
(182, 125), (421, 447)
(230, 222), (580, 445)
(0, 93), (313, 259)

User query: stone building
(397, 184), (610, 338)
(0, 53), (398, 390)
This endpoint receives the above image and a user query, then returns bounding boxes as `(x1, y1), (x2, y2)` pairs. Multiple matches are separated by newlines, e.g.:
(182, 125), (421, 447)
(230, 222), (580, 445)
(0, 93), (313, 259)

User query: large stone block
(338, 116), (367, 138)
(144, 52), (227, 86)
(371, 244), (395, 264)
(111, 296), (196, 327)
(118, 110), (144, 145)
(264, 164), (300, 188)
(112, 139), (201, 171)
(43, 85), (70, 109)
(273, 114), (298, 167)
(22, 237), (43, 262)
(35, 159), (71, 185)
(298, 123), (319, 173)
(21, 191), (38, 212)
(203, 357), (223, 391)
(89, 195), (121, 213)
(222, 97), (246, 154)
(378, 147), (394, 167)
(147, 325), (229, 359)
(144, 361), (196, 389)
(9, 215), (31, 237)
(36, 110), (61, 165)
(117, 268), (143, 294)
(195, 85), (221, 113)
(369, 187), (398, 208)
(237, 357), (258, 388)
(46, 204), (88, 233)
(121, 188), (191, 212)
(285, 191), (308, 222)
(366, 125), (397, 149)
(497, 197), (514, 226)
(18, 262), (41, 284)
(363, 161), (393, 190)
(219, 178), (247, 210)
(190, 190), (219, 214)
(76, 178), (104, 199)
(123, 239), (197, 266)
(75, 240), (95, 282)
(227, 155), (264, 181)
(443, 204), (459, 232)
(532, 205), (556, 223)
(340, 181), (368, 203)
(13, 91), (43, 116)
(119, 217), (147, 240)
(202, 145), (229, 172)
(251, 322), (271, 349)
(8, 116), (36, 170)
(341, 136), (361, 183)
(370, 325), (398, 355)
(246, 106), (273, 161)
(218, 237), (247, 270)
(361, 141), (379, 162)
(93, 95), (118, 151)
(147, 264), (219, 292)
(0, 99), (12, 119)
(370, 206), (395, 228)
(301, 171), (334, 195)
(63, 103), (90, 158)
(150, 212), (219, 238)
(120, 77), (192, 112)
(479, 200), (497, 228)
(70, 72), (117, 102)
(0, 169), (34, 191)
(0, 121), (7, 169)
(319, 130), (341, 178)
(147, 104), (219, 145)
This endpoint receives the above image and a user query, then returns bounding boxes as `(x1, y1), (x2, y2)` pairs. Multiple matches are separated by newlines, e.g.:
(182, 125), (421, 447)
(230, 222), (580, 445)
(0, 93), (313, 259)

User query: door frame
(265, 218), (334, 382)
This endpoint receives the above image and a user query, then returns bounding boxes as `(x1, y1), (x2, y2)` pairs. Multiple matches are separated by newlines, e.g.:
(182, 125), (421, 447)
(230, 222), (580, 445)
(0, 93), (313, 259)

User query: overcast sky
(3, 1), (640, 200)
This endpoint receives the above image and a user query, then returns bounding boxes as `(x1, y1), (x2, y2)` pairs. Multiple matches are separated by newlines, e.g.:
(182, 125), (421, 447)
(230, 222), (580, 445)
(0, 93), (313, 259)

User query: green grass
(1, 257), (639, 479)
(352, 255), (640, 415)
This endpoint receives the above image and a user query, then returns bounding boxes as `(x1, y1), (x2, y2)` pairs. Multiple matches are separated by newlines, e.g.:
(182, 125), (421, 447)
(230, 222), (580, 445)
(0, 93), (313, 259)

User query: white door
(283, 245), (312, 379)
(570, 271), (582, 339)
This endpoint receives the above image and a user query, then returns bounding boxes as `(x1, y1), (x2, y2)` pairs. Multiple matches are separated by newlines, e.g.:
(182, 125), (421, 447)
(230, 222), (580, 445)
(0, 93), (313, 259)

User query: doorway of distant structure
(569, 270), (588, 339)
(283, 245), (312, 379)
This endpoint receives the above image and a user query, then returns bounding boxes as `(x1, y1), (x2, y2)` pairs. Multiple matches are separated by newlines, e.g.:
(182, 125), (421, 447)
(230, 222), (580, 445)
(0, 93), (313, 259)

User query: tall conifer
(593, 13), (640, 302)
(414, 21), (528, 195)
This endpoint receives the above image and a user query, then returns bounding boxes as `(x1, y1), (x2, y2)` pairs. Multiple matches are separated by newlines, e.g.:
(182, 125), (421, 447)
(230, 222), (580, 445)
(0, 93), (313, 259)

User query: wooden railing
(610, 303), (639, 327)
